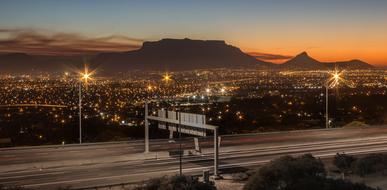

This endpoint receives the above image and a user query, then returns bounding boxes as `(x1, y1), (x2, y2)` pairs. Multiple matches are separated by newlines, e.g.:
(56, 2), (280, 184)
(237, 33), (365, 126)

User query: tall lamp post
(325, 69), (343, 129)
(78, 68), (92, 144)
(163, 73), (184, 175)
(325, 83), (329, 129)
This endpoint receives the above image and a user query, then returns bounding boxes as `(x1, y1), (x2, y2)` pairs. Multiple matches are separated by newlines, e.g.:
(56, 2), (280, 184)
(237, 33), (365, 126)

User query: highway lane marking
(0, 154), (16, 157)
(2, 125), (387, 152)
(3, 137), (387, 175)
(68, 151), (82, 153)
(221, 147), (387, 169)
(3, 142), (387, 180)
(2, 134), (387, 159)
(35, 152), (49, 155)
(12, 145), (387, 188)
(22, 165), (225, 188)
(6, 142), (387, 180)
(2, 136), (387, 173)
(0, 171), (66, 181)
(22, 145), (383, 189)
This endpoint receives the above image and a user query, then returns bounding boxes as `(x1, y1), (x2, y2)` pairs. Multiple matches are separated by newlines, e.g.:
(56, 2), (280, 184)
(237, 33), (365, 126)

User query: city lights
(0, 1), (386, 189)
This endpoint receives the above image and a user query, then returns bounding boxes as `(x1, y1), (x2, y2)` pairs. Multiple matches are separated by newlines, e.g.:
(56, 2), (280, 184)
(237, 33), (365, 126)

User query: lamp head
(78, 65), (95, 84)
(327, 69), (344, 88)
(162, 73), (172, 82)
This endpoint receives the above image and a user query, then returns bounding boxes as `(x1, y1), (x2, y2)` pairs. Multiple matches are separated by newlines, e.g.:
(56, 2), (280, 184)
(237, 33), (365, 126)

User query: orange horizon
(0, 29), (386, 66)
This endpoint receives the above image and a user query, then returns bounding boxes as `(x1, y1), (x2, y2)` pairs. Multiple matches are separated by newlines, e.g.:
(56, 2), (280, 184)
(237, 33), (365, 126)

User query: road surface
(1, 126), (387, 189)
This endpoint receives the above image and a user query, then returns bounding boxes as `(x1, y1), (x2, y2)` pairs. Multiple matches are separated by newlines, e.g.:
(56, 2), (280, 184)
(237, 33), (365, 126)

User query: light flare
(326, 68), (344, 88)
(162, 73), (172, 83)
(78, 65), (95, 85)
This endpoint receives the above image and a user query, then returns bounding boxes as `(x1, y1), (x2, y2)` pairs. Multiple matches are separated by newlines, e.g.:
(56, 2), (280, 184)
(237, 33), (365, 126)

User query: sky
(0, 0), (386, 65)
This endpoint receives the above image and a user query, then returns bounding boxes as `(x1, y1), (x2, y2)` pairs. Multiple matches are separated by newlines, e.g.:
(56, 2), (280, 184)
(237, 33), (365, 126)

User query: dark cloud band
(0, 28), (143, 55)
(248, 52), (293, 61)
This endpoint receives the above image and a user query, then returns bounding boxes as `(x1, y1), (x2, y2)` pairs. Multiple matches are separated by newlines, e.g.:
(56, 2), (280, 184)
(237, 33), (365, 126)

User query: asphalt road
(1, 126), (387, 189)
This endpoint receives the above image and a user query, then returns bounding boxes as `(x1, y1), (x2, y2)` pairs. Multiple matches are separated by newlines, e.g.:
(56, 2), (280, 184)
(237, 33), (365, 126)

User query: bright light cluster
(327, 69), (344, 88)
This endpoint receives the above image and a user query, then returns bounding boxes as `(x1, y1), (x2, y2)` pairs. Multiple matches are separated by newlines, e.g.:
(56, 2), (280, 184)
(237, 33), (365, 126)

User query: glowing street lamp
(325, 69), (344, 129)
(220, 87), (226, 95)
(156, 73), (185, 175)
(162, 73), (172, 83)
(78, 66), (94, 144)
(205, 88), (211, 100)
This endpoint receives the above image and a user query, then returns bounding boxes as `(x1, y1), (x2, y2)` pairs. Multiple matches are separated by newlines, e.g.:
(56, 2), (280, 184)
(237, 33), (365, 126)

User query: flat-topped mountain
(91, 38), (272, 73)
(0, 38), (376, 74)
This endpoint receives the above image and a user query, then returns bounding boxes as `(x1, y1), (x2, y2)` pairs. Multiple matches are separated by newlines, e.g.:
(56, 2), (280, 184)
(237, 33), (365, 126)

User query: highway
(1, 126), (387, 189)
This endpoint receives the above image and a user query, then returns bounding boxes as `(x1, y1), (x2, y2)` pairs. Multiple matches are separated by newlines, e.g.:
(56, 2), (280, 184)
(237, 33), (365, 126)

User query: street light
(220, 87), (226, 94)
(78, 66), (93, 144)
(163, 73), (172, 83)
(161, 73), (184, 175)
(325, 69), (344, 129)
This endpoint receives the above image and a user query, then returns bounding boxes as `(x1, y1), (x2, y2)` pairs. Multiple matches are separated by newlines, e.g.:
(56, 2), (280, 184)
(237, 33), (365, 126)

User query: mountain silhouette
(91, 38), (272, 73)
(323, 59), (373, 69)
(281, 52), (325, 70)
(0, 53), (86, 74)
(0, 39), (376, 74)
(281, 51), (373, 70)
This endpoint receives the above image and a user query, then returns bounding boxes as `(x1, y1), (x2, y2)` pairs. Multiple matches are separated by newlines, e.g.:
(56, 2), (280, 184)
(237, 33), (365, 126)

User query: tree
(352, 153), (387, 176)
(244, 154), (378, 190)
(333, 153), (356, 179)
(135, 175), (216, 190)
(244, 154), (325, 190)
(286, 177), (379, 190)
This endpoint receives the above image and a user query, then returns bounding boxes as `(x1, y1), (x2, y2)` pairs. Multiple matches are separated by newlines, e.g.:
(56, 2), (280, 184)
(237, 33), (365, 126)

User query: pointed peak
(296, 51), (309, 57)
(349, 59), (364, 63)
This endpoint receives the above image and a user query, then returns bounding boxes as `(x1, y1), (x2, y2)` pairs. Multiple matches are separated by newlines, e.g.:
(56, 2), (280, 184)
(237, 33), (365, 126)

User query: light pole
(178, 111), (182, 175)
(163, 73), (183, 175)
(78, 68), (91, 144)
(79, 80), (82, 144)
(325, 69), (343, 129)
(325, 82), (329, 129)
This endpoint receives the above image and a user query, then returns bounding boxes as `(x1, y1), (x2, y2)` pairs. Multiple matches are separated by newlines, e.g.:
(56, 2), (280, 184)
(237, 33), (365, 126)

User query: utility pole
(79, 81), (82, 144)
(145, 101), (149, 153)
(178, 111), (182, 175)
(214, 127), (219, 178)
(325, 85), (329, 129)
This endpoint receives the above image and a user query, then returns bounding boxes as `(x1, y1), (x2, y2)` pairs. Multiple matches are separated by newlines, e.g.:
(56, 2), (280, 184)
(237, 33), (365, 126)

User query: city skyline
(0, 0), (387, 66)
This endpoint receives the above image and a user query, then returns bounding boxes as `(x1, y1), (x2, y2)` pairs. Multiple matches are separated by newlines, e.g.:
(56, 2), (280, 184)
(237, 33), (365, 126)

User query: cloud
(0, 28), (143, 55)
(248, 52), (293, 61)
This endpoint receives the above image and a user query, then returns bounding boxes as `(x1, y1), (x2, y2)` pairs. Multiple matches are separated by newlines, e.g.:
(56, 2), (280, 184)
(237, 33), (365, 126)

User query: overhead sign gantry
(144, 102), (220, 177)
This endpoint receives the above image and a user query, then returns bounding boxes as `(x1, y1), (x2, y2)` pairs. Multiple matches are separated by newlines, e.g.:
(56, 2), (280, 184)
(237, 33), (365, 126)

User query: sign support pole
(178, 111), (182, 175)
(144, 101), (149, 153)
(214, 127), (219, 178)
(145, 109), (220, 179)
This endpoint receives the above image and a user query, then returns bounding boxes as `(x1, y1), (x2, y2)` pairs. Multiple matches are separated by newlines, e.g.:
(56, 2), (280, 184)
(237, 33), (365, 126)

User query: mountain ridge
(0, 38), (376, 74)
(91, 38), (273, 73)
(280, 51), (373, 70)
